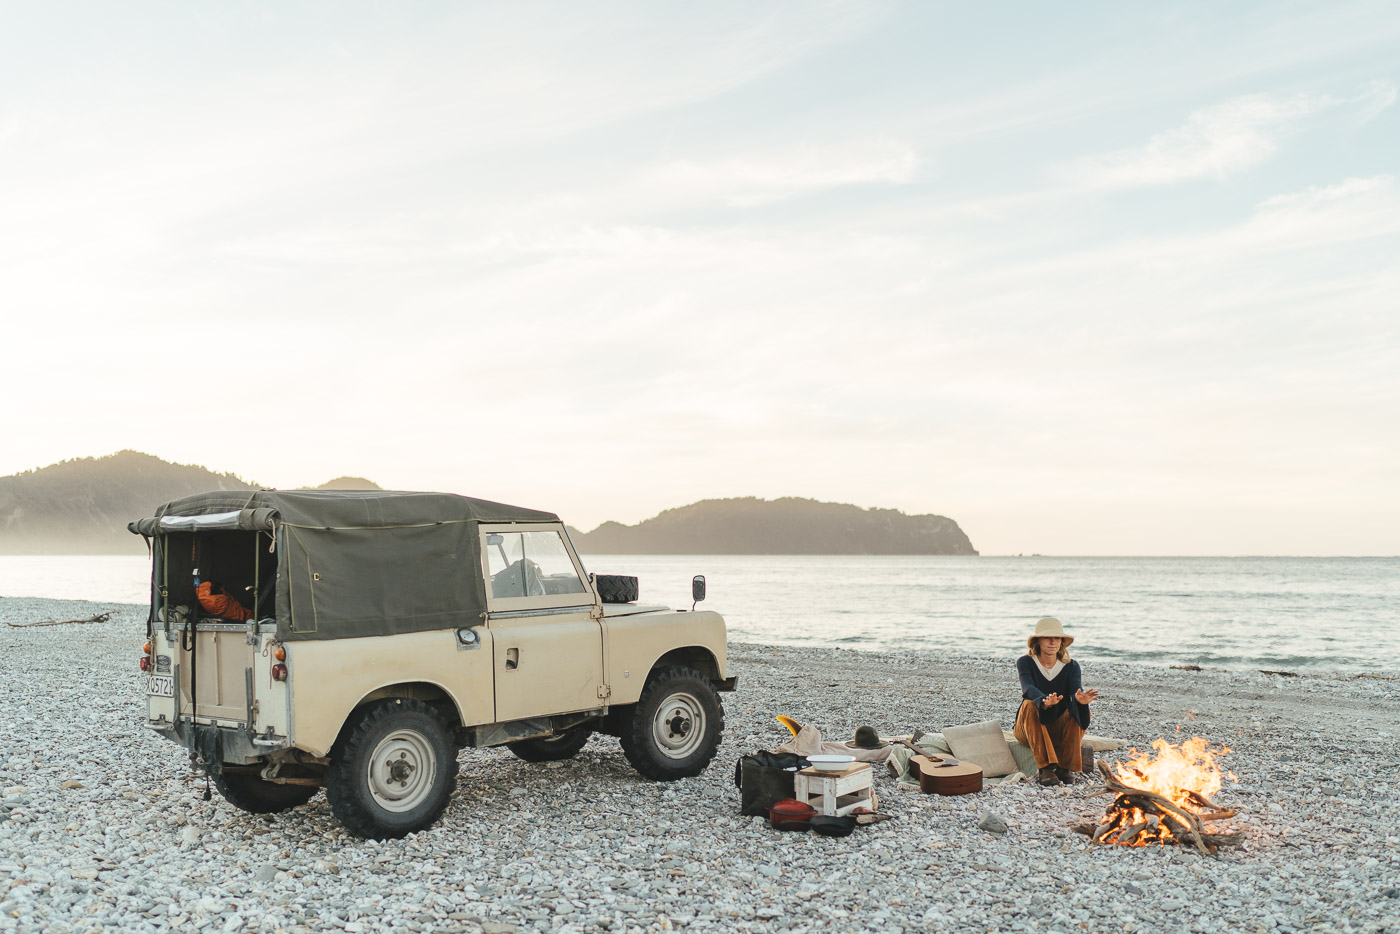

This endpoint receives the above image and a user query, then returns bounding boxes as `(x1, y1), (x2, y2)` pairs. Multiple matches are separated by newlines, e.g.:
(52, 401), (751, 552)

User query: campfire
(1074, 737), (1243, 855)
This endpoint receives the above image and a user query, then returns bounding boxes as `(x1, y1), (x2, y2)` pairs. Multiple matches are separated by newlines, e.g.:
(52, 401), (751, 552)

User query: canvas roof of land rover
(129, 489), (563, 642)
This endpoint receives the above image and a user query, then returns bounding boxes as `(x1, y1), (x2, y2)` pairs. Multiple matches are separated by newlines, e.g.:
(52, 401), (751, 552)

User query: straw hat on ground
(1027, 616), (1074, 652)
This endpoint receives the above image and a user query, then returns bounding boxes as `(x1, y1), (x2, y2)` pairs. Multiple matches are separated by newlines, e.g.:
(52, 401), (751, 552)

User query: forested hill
(0, 452), (383, 554)
(569, 497), (977, 555)
(0, 455), (972, 556)
(0, 451), (255, 554)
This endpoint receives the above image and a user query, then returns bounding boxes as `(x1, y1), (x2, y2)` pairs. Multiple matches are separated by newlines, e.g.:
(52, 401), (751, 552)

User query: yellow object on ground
(775, 714), (802, 737)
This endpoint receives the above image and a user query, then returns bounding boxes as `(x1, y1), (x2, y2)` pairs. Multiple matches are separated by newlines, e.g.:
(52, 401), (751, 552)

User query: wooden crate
(794, 763), (874, 817)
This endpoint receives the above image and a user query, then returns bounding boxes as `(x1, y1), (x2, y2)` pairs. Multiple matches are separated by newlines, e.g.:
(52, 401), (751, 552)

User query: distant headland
(0, 452), (975, 556)
(568, 497), (976, 555)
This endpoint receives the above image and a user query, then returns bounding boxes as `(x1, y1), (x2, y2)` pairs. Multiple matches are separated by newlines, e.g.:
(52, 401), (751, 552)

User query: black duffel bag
(734, 752), (809, 816)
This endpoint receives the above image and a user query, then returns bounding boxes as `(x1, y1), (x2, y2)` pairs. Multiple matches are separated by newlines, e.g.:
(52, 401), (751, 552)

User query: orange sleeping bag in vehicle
(195, 581), (252, 621)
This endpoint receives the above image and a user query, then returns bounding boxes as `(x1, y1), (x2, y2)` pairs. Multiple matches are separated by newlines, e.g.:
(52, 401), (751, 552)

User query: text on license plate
(146, 675), (174, 698)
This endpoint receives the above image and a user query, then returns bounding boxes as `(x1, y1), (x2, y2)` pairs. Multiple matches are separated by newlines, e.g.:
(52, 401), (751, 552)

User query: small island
(568, 496), (976, 555)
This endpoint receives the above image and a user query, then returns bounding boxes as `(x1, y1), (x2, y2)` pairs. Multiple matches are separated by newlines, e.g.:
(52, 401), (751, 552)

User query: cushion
(911, 733), (953, 757)
(942, 720), (1018, 777)
(1083, 734), (1128, 752)
(1004, 738), (1040, 777)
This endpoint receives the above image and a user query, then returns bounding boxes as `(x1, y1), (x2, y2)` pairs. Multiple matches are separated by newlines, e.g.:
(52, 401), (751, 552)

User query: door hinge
(597, 685), (612, 699)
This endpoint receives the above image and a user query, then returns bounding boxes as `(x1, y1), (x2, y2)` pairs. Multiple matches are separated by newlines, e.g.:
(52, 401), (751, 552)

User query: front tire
(507, 724), (593, 762)
(212, 772), (318, 814)
(324, 698), (458, 839)
(619, 666), (723, 780)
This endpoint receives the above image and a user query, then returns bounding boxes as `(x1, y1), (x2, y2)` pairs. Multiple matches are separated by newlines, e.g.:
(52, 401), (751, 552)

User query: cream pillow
(942, 720), (1018, 777)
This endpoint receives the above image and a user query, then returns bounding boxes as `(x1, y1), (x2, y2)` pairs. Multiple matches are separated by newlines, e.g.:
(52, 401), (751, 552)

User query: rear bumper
(159, 720), (289, 770)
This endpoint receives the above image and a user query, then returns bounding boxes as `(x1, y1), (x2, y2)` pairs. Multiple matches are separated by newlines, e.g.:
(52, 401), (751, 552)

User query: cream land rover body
(130, 490), (734, 839)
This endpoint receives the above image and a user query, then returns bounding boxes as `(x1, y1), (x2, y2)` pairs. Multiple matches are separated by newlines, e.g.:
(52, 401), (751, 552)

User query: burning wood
(1074, 737), (1242, 855)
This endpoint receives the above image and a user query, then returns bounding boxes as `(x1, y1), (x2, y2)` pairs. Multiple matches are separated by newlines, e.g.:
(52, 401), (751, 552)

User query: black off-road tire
(595, 574), (639, 604)
(324, 698), (458, 840)
(619, 666), (724, 780)
(506, 724), (594, 763)
(212, 772), (318, 814)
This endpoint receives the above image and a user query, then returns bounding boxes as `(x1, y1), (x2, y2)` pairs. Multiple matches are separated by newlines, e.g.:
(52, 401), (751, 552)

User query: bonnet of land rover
(130, 489), (735, 839)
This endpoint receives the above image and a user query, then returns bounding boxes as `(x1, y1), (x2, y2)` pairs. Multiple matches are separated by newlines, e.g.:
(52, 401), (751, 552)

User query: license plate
(146, 675), (174, 698)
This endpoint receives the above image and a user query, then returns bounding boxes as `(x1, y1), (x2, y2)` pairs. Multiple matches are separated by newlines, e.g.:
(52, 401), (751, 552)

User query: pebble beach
(3, 597), (1399, 934)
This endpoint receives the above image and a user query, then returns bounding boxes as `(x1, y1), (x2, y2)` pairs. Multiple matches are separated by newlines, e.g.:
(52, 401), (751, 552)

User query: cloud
(650, 138), (919, 206)
(1059, 83), (1395, 190)
(1256, 174), (1393, 211)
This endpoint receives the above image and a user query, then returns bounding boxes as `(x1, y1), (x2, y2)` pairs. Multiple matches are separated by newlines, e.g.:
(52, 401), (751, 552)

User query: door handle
(505, 647), (519, 670)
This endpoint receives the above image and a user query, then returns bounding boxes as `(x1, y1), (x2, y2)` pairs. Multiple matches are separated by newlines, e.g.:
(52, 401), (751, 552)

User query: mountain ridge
(0, 453), (975, 556)
(0, 452), (381, 554)
(568, 496), (977, 555)
(0, 451), (257, 554)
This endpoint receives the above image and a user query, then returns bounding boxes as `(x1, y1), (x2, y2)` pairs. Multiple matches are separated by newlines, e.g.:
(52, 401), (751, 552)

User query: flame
(1111, 736), (1231, 809)
(1097, 736), (1233, 846)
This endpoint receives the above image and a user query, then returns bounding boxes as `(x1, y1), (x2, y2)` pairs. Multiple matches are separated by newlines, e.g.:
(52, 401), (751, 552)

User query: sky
(2, 2), (1397, 555)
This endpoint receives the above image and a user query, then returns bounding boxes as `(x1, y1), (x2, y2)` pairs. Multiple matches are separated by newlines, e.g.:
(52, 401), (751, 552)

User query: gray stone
(977, 810), (1007, 834)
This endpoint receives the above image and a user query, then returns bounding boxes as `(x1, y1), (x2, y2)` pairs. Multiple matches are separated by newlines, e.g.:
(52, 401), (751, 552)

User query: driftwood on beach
(6, 611), (113, 628)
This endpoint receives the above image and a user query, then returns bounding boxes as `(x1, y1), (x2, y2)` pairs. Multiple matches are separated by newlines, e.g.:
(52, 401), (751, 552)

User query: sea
(1, 555), (1395, 674)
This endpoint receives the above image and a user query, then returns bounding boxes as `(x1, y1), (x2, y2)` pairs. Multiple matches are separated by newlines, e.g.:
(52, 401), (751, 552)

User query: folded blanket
(887, 731), (1128, 788)
(773, 725), (893, 763)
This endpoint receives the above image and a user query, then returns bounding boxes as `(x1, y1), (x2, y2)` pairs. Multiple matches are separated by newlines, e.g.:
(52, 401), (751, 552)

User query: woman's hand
(1041, 693), (1062, 708)
(1075, 688), (1100, 705)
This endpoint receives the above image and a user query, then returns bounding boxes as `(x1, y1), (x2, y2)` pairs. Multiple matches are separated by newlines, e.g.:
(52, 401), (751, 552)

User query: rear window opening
(158, 530), (277, 623)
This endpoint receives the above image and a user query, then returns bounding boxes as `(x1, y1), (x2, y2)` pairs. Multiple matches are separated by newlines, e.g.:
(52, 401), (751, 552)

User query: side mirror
(691, 575), (706, 609)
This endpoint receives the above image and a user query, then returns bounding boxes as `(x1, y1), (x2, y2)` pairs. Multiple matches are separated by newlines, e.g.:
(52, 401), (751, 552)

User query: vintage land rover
(129, 490), (734, 839)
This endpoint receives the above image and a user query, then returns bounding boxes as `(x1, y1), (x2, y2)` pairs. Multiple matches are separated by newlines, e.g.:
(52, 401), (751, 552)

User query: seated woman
(1014, 617), (1098, 786)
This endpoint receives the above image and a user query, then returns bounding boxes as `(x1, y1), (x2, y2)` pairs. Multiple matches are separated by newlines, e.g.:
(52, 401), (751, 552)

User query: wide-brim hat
(1027, 616), (1074, 651)
(844, 725), (888, 749)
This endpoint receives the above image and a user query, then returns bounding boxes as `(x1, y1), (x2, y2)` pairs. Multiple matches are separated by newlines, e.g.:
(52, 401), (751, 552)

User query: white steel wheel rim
(367, 729), (437, 813)
(651, 691), (706, 759)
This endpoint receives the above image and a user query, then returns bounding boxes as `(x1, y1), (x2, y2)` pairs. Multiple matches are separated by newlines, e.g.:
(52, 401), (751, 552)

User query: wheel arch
(333, 681), (465, 752)
(649, 646), (722, 684)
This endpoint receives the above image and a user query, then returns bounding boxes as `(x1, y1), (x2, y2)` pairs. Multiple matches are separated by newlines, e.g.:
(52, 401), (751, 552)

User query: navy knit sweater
(1016, 655), (1091, 731)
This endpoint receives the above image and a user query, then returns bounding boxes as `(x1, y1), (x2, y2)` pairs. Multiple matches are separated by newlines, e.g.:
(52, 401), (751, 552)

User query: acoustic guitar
(896, 740), (984, 795)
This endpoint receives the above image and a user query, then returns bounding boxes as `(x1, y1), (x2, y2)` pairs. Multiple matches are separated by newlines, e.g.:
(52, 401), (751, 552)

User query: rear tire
(619, 666), (723, 780)
(507, 724), (593, 762)
(324, 698), (458, 839)
(212, 772), (317, 814)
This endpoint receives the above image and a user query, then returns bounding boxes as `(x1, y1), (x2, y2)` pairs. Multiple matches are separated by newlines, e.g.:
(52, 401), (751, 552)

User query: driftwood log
(6, 611), (113, 629)
(1082, 760), (1241, 855)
